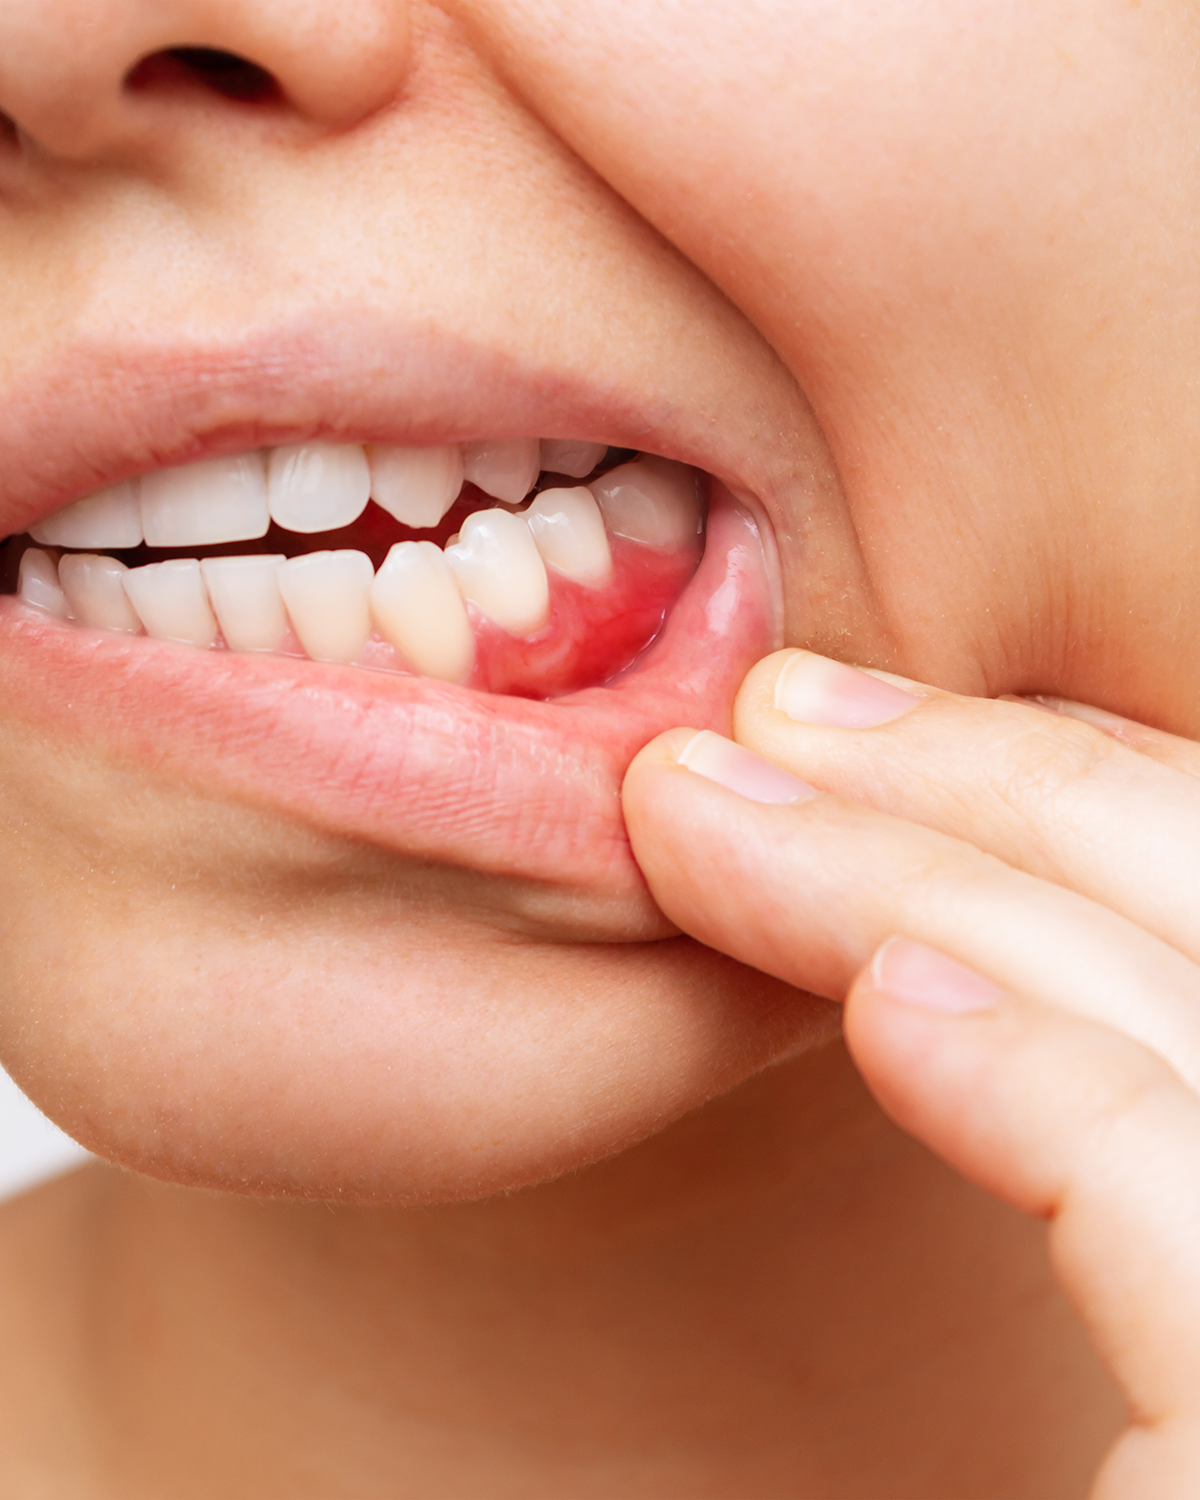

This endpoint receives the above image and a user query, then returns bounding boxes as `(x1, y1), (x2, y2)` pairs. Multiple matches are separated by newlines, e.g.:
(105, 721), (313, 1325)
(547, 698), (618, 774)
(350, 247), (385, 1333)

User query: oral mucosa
(4, 438), (706, 698)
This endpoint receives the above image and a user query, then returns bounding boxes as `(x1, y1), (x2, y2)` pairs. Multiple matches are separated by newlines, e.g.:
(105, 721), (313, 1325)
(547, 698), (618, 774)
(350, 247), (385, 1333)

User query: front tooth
(122, 559), (219, 647)
(17, 549), (70, 619)
(524, 487), (613, 586)
(276, 550), (373, 664)
(588, 457), (703, 550)
(538, 440), (607, 479)
(368, 445), (464, 529)
(58, 553), (141, 633)
(461, 439), (540, 505)
(444, 508), (549, 636)
(140, 454), (269, 547)
(200, 555), (289, 653)
(266, 442), (371, 534)
(370, 541), (475, 683)
(29, 481), (143, 549)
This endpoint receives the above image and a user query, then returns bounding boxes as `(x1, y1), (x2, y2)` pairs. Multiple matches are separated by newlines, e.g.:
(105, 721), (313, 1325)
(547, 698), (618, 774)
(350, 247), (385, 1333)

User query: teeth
(122, 559), (219, 647)
(58, 553), (141, 633)
(18, 442), (706, 676)
(276, 550), (373, 664)
(538, 440), (607, 479)
(140, 454), (270, 548)
(200, 555), (289, 653)
(370, 541), (475, 683)
(368, 445), (464, 529)
(444, 508), (549, 636)
(462, 439), (540, 506)
(18, 549), (71, 618)
(30, 481), (143, 549)
(266, 443), (371, 535)
(588, 457), (702, 550)
(524, 487), (613, 586)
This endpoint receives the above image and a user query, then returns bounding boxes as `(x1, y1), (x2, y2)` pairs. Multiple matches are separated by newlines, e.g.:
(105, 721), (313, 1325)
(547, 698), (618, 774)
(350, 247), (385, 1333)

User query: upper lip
(0, 306), (797, 540)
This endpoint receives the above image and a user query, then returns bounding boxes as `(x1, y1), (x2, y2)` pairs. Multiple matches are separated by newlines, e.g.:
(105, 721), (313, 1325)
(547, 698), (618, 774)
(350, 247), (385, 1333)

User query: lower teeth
(3, 450), (706, 700)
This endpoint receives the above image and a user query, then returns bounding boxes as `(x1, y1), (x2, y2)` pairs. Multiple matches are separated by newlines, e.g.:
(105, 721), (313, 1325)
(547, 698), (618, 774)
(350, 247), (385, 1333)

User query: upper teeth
(140, 453), (271, 548)
(267, 442), (372, 535)
(367, 444), (464, 529)
(28, 480), (142, 550)
(18, 443), (703, 682)
(461, 438), (541, 506)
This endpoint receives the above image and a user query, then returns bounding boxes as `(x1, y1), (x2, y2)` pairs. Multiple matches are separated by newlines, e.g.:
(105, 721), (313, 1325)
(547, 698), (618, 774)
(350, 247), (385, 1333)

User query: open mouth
(2, 438), (705, 700)
(0, 427), (778, 919)
(0, 315), (786, 925)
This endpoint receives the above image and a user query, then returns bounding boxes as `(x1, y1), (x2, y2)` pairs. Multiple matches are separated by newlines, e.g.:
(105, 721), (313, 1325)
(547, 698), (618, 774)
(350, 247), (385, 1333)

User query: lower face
(2, 0), (1198, 1205)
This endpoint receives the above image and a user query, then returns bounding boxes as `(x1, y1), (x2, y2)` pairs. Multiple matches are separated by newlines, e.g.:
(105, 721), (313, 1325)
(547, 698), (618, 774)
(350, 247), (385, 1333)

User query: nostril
(126, 47), (280, 106)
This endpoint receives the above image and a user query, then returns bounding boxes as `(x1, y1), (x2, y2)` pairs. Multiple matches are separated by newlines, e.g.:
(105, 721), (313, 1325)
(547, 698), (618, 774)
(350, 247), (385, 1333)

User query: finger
(731, 650), (1200, 966)
(1020, 694), (1200, 781)
(622, 732), (1200, 1089)
(845, 939), (1200, 1490)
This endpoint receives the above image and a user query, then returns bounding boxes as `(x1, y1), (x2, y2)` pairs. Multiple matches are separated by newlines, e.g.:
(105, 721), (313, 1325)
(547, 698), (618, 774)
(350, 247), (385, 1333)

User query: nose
(0, 0), (410, 158)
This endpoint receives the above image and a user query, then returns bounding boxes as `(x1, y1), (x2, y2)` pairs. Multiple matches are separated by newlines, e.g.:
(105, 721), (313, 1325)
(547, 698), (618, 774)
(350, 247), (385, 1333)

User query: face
(1, 0), (1196, 1203)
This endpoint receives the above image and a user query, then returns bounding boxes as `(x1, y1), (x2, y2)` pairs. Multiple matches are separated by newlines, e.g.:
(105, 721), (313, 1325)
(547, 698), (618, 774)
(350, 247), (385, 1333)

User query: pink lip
(0, 313), (773, 537)
(0, 316), (782, 910)
(0, 490), (776, 905)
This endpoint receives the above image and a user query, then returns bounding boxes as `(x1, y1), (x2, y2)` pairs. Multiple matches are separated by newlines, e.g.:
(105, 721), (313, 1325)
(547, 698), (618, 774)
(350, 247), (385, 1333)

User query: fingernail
(775, 653), (919, 728)
(677, 730), (821, 805)
(871, 937), (1003, 1014)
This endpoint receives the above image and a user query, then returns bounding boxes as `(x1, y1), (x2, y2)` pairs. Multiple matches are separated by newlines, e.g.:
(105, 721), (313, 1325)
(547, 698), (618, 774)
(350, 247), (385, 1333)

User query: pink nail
(775, 653), (918, 729)
(870, 937), (1003, 1014)
(677, 730), (820, 805)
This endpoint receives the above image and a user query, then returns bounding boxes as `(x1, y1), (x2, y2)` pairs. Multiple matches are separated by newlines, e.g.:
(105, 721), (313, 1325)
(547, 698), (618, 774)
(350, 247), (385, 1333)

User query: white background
(0, 1062), (90, 1202)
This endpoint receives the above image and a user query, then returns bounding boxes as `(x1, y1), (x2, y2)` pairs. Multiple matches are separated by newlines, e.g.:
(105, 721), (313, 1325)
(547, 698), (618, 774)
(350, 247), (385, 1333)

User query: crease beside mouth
(1, 437), (709, 701)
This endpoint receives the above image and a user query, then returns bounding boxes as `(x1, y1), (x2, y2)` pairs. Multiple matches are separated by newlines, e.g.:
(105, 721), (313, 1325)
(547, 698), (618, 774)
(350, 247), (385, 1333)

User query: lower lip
(0, 485), (777, 899)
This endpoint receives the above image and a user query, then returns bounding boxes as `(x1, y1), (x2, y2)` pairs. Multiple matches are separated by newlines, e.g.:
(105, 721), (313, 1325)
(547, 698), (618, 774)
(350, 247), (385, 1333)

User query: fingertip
(731, 649), (804, 732)
(622, 726), (701, 790)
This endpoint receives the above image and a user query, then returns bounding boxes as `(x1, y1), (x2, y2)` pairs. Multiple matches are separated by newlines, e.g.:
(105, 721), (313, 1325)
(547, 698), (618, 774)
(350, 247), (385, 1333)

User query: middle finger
(733, 650), (1200, 966)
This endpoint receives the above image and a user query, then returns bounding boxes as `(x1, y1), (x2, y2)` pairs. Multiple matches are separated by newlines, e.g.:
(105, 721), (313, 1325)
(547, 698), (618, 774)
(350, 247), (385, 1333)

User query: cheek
(0, 753), (831, 1204)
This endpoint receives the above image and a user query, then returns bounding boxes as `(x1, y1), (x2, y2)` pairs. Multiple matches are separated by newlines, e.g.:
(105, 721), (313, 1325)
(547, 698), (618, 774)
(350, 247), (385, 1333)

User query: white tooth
(538, 440), (607, 480)
(30, 481), (142, 549)
(524, 487), (613, 587)
(588, 457), (703, 550)
(122, 559), (218, 647)
(370, 542), (475, 683)
(276, 550), (373, 664)
(140, 454), (269, 547)
(444, 508), (549, 636)
(58, 554), (141, 633)
(368, 445), (464, 529)
(462, 439), (540, 505)
(17, 549), (70, 619)
(200, 555), (289, 653)
(266, 442), (371, 534)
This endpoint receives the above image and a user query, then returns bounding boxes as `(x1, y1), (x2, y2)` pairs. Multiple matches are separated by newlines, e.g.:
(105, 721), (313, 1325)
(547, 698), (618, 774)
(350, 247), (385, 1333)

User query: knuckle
(987, 713), (1120, 815)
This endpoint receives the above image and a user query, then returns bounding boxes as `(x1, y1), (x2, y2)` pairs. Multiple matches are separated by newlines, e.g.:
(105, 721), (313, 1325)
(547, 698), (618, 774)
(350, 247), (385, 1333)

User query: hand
(623, 649), (1200, 1499)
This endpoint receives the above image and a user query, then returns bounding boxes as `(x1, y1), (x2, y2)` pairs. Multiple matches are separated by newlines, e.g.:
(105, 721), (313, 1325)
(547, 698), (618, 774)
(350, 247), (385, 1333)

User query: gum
(466, 535), (700, 697)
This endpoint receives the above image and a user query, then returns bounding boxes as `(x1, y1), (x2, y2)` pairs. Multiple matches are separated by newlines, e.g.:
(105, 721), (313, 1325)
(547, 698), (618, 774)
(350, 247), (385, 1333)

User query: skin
(0, 0), (1196, 1492)
(624, 656), (1200, 1493)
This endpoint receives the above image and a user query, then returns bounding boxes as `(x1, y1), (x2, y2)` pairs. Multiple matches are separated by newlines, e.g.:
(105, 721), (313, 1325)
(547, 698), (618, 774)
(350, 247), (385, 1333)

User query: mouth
(0, 327), (785, 931)
(5, 438), (707, 696)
